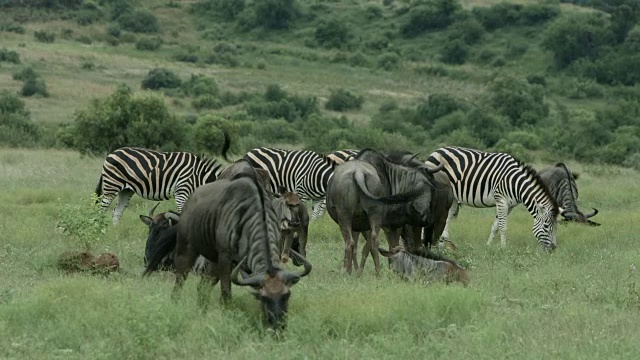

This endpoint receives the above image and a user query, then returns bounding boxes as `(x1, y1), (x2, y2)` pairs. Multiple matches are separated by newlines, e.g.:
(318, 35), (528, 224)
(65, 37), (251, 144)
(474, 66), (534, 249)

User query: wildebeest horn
(426, 163), (444, 174)
(231, 256), (265, 287)
(149, 202), (160, 217)
(164, 212), (180, 223)
(561, 211), (578, 220)
(585, 208), (598, 219)
(287, 250), (312, 279)
(408, 153), (421, 163)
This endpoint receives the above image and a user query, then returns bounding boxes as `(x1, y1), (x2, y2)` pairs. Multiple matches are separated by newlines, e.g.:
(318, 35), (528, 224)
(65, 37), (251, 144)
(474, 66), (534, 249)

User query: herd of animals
(93, 134), (600, 330)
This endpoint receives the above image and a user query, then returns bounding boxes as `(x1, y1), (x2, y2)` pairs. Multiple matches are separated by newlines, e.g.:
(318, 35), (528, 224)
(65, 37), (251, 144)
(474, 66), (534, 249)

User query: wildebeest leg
(217, 250), (233, 303)
(357, 231), (372, 275)
(339, 222), (356, 274)
(197, 262), (220, 310)
(172, 240), (198, 301)
(368, 219), (383, 276)
(281, 232), (293, 264)
(297, 225), (308, 260)
(112, 189), (134, 224)
(440, 202), (459, 242)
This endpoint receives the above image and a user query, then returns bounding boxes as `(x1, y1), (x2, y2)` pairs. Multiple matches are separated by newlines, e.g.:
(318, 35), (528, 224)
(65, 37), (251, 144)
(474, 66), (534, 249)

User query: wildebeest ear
(378, 247), (394, 258)
(139, 215), (153, 226)
(277, 185), (288, 195)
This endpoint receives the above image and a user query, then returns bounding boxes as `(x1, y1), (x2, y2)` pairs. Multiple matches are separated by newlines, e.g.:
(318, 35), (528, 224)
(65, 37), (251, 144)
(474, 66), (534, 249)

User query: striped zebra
(426, 147), (559, 249)
(95, 148), (225, 224)
(327, 149), (359, 165)
(244, 148), (336, 220)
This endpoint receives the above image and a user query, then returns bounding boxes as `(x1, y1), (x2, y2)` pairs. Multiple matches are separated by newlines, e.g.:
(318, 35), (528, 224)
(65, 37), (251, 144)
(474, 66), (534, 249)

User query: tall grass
(0, 149), (639, 358)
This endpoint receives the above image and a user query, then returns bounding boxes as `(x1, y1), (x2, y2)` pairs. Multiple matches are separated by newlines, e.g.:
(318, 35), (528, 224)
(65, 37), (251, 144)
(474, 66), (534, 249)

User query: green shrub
(2, 22), (26, 34)
(71, 84), (187, 155)
(181, 74), (219, 97)
(56, 197), (109, 251)
(135, 37), (163, 51)
(488, 76), (548, 127)
(400, 0), (460, 37)
(192, 95), (223, 110)
(314, 19), (351, 49)
(492, 140), (533, 163)
(12, 67), (39, 81)
(253, 0), (301, 30)
(0, 48), (20, 64)
(414, 93), (467, 129)
(0, 92), (41, 147)
(141, 68), (182, 90)
(505, 42), (528, 60)
(21, 77), (49, 97)
(76, 8), (101, 26)
(448, 17), (484, 45)
(208, 0), (246, 19)
(106, 24), (121, 38)
(377, 52), (401, 71)
(118, 9), (159, 33)
(34, 30), (55, 43)
(193, 114), (240, 155)
(252, 119), (301, 143)
(473, 3), (559, 30)
(440, 39), (469, 65)
(76, 35), (93, 44)
(325, 89), (364, 112)
(365, 5), (383, 20)
(349, 52), (370, 67)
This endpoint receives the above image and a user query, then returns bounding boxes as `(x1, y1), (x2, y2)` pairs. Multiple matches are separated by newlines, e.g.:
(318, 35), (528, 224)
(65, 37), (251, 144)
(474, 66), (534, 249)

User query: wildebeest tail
(143, 226), (178, 276)
(221, 131), (232, 162)
(94, 175), (103, 203)
(353, 172), (424, 205)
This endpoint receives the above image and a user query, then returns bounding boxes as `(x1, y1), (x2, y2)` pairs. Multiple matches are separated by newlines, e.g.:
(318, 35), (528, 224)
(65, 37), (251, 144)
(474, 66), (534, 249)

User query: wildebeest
(326, 149), (443, 275)
(272, 189), (309, 265)
(144, 172), (312, 330)
(538, 163), (599, 226)
(378, 246), (469, 286)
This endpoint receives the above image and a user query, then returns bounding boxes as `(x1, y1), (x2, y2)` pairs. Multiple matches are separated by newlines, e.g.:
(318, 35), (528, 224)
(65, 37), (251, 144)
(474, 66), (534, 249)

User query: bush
(21, 77), (49, 97)
(252, 119), (301, 143)
(542, 13), (612, 68)
(487, 76), (548, 126)
(135, 37), (163, 51)
(118, 9), (159, 33)
(56, 197), (109, 251)
(314, 19), (351, 49)
(141, 68), (182, 90)
(2, 22), (26, 34)
(448, 17), (484, 45)
(209, 0), (246, 19)
(181, 74), (219, 97)
(473, 3), (559, 30)
(34, 30), (55, 43)
(0, 48), (20, 64)
(12, 67), (39, 81)
(349, 52), (370, 67)
(325, 89), (364, 112)
(76, 35), (93, 45)
(377, 52), (401, 71)
(440, 40), (469, 65)
(253, 0), (301, 30)
(0, 92), (41, 147)
(192, 95), (223, 110)
(400, 0), (460, 37)
(414, 93), (467, 129)
(193, 115), (240, 155)
(70, 84), (187, 155)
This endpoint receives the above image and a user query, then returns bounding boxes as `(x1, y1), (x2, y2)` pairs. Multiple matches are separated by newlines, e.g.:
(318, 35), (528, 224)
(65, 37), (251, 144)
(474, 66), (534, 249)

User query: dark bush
(448, 17), (484, 45)
(473, 3), (559, 30)
(253, 0), (301, 30)
(252, 119), (301, 143)
(3, 22), (26, 34)
(488, 76), (548, 127)
(0, 48), (20, 64)
(21, 77), (49, 97)
(175, 52), (199, 63)
(76, 35), (93, 44)
(400, 0), (460, 37)
(314, 19), (351, 49)
(526, 74), (547, 86)
(377, 52), (401, 71)
(106, 24), (121, 38)
(414, 93), (467, 129)
(209, 0), (246, 19)
(0, 92), (41, 147)
(192, 95), (223, 110)
(349, 52), (370, 67)
(542, 13), (612, 68)
(325, 89), (364, 112)
(76, 8), (102, 26)
(135, 37), (163, 51)
(440, 39), (469, 65)
(365, 5), (383, 19)
(141, 68), (182, 90)
(118, 9), (159, 33)
(12, 67), (39, 81)
(264, 84), (287, 102)
(71, 84), (187, 155)
(34, 30), (55, 43)
(181, 74), (219, 97)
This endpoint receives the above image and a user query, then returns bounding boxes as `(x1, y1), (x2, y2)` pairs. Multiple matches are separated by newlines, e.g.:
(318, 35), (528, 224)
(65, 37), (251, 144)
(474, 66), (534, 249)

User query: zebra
(426, 146), (559, 249)
(95, 147), (226, 224)
(244, 148), (336, 220)
(327, 149), (359, 165)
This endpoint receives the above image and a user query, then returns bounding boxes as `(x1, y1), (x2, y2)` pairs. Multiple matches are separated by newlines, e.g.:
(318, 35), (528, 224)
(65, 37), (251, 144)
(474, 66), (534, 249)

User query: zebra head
(532, 202), (558, 250)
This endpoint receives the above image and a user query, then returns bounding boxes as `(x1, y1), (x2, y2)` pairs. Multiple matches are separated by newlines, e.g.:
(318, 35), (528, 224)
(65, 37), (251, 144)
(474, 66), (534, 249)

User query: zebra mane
(518, 161), (560, 216)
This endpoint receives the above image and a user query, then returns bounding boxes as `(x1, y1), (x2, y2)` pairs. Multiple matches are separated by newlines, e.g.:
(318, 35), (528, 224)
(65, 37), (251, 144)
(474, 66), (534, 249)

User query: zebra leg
(112, 189), (134, 224)
(487, 201), (510, 247)
(311, 200), (326, 221)
(440, 202), (459, 242)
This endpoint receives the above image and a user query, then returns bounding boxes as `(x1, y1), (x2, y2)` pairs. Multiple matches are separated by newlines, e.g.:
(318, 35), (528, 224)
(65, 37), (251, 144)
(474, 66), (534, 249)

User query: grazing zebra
(244, 147), (336, 220)
(95, 147), (226, 224)
(426, 147), (559, 249)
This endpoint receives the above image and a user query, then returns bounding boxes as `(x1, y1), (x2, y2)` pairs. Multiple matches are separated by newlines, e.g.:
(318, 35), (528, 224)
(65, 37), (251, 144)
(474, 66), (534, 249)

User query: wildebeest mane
(229, 172), (278, 275)
(143, 225), (178, 276)
(518, 161), (560, 217)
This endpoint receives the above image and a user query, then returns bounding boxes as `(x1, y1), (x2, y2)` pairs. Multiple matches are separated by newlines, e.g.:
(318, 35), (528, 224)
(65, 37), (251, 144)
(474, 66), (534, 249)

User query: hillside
(0, 0), (639, 165)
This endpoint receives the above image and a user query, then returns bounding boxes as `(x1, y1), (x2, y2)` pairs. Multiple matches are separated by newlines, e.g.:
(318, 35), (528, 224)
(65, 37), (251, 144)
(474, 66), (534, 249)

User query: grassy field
(1, 148), (639, 359)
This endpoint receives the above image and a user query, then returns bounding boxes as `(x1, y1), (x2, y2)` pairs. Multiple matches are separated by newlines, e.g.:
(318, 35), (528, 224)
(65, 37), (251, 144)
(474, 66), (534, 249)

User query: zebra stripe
(327, 149), (359, 165)
(244, 148), (335, 220)
(97, 147), (224, 224)
(426, 146), (559, 249)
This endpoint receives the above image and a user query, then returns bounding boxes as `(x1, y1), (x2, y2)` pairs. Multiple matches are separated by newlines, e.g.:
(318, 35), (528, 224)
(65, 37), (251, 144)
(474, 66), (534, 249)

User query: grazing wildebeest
(144, 172), (312, 330)
(427, 147), (559, 249)
(378, 246), (469, 286)
(141, 160), (279, 274)
(272, 189), (309, 265)
(538, 163), (599, 226)
(326, 149), (443, 275)
(96, 135), (229, 224)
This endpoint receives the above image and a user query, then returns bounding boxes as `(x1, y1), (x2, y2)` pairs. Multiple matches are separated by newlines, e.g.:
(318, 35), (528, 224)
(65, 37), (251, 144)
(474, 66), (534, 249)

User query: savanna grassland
(1, 0), (640, 358)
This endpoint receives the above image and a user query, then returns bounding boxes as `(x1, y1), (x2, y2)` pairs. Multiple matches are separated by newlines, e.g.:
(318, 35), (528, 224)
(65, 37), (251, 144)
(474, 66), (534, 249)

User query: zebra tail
(143, 226), (178, 276)
(94, 175), (103, 203)
(353, 172), (424, 205)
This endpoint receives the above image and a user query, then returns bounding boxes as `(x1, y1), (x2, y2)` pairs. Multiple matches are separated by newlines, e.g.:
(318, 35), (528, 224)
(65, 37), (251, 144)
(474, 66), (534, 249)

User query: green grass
(1, 148), (639, 359)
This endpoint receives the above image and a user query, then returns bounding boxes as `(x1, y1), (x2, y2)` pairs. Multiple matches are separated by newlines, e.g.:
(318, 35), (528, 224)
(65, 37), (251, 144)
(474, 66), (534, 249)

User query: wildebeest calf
(272, 189), (309, 265)
(379, 246), (469, 286)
